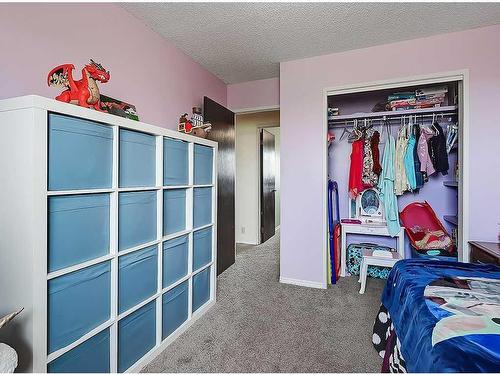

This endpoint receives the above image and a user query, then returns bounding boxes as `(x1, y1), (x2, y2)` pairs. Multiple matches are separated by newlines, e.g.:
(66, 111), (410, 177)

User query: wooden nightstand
(469, 241), (500, 265)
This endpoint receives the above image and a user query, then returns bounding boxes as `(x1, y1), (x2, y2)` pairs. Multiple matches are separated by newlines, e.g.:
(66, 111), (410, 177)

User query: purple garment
(417, 127), (435, 177)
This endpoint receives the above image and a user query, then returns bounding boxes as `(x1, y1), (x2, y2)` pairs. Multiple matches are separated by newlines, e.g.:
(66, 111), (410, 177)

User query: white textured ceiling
(122, 3), (500, 84)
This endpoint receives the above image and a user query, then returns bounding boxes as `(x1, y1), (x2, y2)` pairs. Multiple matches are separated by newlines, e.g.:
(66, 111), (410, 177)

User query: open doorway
(260, 127), (280, 242)
(235, 110), (280, 245)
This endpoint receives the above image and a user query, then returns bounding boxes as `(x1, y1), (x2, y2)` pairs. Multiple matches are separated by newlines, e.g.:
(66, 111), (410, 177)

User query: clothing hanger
(385, 117), (391, 140)
(348, 119), (361, 142)
(339, 120), (350, 141)
(407, 115), (414, 136)
(426, 113), (438, 134)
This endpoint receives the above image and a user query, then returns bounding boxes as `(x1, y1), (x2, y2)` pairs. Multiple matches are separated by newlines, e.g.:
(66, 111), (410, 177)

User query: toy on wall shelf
(178, 107), (212, 138)
(47, 59), (110, 111)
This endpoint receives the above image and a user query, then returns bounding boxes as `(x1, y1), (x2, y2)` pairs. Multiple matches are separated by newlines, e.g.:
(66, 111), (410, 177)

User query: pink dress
(417, 127), (436, 177)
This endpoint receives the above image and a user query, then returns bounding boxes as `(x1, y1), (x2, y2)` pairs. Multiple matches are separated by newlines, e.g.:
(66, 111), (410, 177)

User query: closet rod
(328, 111), (458, 128)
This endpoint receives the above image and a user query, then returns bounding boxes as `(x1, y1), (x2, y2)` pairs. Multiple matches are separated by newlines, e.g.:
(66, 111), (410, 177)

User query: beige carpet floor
(143, 231), (385, 372)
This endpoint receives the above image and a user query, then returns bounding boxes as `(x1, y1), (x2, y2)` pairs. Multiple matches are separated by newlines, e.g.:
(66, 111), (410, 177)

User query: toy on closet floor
(47, 59), (110, 111)
(400, 201), (457, 260)
(178, 107), (212, 138)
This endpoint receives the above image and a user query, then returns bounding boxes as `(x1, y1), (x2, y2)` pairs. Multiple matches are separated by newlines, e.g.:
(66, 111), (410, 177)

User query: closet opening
(323, 72), (469, 288)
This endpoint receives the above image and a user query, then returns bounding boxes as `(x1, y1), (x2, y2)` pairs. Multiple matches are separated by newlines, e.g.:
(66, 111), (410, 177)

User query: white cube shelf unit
(0, 96), (218, 373)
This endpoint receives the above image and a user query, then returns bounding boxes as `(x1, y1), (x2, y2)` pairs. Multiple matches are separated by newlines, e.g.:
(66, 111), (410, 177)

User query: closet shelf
(443, 215), (458, 226)
(443, 180), (458, 188)
(328, 105), (458, 122)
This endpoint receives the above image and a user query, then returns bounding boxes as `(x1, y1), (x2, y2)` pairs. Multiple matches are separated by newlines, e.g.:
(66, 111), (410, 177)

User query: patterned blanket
(373, 259), (500, 372)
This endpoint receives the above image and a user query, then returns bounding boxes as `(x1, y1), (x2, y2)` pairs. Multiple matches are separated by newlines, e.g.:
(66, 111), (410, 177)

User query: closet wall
(328, 82), (459, 257)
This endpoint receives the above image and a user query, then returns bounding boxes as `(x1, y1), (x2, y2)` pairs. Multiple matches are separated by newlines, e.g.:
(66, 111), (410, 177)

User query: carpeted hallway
(143, 232), (385, 373)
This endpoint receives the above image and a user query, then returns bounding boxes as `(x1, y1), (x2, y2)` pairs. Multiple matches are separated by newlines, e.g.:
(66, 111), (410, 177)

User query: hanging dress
(362, 130), (379, 188)
(417, 126), (436, 182)
(412, 124), (424, 189)
(348, 138), (364, 199)
(394, 124), (410, 195)
(428, 122), (449, 175)
(371, 131), (382, 176)
(378, 133), (401, 237)
(404, 124), (417, 191)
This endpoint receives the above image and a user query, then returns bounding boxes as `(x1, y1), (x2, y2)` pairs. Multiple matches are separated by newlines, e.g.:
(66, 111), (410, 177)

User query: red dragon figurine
(47, 59), (110, 111)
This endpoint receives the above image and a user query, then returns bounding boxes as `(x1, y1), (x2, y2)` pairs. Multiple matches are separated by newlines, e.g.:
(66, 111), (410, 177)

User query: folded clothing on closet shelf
(387, 92), (415, 101)
(387, 86), (447, 111)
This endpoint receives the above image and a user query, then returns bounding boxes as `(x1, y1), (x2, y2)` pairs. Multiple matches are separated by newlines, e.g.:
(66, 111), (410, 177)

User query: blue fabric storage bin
(48, 262), (111, 353)
(193, 227), (212, 271)
(192, 267), (210, 313)
(118, 301), (156, 372)
(119, 191), (157, 250)
(163, 138), (188, 186)
(163, 189), (186, 235)
(119, 245), (158, 313)
(193, 187), (212, 228)
(48, 194), (110, 272)
(119, 129), (156, 188)
(194, 144), (213, 185)
(48, 114), (113, 190)
(162, 281), (188, 339)
(162, 235), (188, 287)
(48, 328), (110, 373)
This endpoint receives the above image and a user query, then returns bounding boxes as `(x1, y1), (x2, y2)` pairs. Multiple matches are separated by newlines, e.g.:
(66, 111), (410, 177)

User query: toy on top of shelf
(178, 107), (212, 138)
(47, 59), (110, 111)
(99, 95), (139, 121)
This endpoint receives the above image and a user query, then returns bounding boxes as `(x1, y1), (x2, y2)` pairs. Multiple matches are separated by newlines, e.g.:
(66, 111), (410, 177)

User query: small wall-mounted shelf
(443, 215), (458, 226)
(443, 180), (458, 188)
(328, 105), (458, 123)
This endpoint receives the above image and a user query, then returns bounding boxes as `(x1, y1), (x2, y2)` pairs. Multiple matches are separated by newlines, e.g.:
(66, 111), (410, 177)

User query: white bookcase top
(0, 95), (218, 148)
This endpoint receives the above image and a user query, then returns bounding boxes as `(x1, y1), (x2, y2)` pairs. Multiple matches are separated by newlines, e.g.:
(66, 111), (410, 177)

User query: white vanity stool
(358, 250), (403, 294)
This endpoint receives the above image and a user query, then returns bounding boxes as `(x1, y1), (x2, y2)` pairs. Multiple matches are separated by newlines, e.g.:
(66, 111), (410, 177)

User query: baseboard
(236, 240), (259, 245)
(279, 276), (326, 289)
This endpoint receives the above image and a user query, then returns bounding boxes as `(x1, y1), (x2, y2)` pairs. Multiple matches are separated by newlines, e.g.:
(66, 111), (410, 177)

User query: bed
(372, 258), (500, 372)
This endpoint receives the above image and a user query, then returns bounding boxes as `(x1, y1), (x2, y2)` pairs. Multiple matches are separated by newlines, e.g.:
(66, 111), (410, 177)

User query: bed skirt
(372, 304), (407, 373)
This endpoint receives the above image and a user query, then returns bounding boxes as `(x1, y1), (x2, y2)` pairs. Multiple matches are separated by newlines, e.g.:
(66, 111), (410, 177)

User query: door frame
(258, 127), (278, 244)
(233, 107), (280, 245)
(256, 124), (279, 243)
(322, 69), (470, 288)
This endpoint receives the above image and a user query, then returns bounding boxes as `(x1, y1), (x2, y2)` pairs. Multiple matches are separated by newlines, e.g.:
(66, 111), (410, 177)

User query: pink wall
(227, 77), (279, 111)
(0, 3), (227, 129)
(280, 25), (500, 285)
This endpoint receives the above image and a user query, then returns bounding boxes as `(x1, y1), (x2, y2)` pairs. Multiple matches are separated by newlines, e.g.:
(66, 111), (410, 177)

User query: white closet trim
(322, 69), (470, 287)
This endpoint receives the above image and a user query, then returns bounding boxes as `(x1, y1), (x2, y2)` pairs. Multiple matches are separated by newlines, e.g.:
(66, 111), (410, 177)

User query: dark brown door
(203, 97), (235, 275)
(260, 129), (276, 243)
